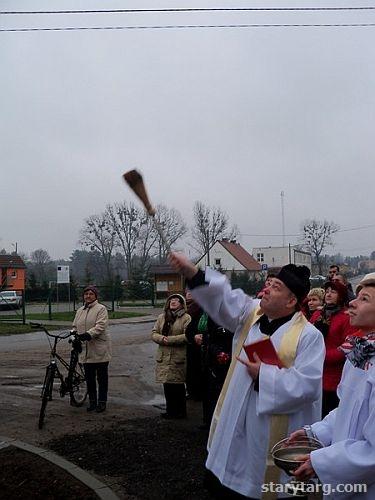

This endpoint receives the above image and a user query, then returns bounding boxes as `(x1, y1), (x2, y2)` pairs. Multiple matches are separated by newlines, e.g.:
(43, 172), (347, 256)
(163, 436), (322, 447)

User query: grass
(0, 310), (149, 335)
(1, 310), (147, 322)
(119, 301), (165, 307)
(0, 323), (63, 335)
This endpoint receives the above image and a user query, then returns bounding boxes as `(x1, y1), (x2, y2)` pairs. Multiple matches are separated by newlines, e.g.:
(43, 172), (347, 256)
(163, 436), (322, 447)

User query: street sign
(57, 265), (70, 284)
(261, 264), (268, 271)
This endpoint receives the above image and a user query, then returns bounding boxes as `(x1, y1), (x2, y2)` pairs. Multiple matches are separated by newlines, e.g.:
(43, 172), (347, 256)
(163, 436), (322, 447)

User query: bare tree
(192, 201), (237, 265)
(79, 210), (116, 283)
(135, 215), (159, 278)
(301, 219), (340, 275)
(154, 204), (187, 263)
(30, 248), (52, 284)
(106, 202), (143, 280)
(108, 202), (187, 277)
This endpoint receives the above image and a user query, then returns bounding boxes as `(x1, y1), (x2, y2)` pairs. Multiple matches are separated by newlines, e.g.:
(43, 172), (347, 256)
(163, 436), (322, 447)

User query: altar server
(290, 273), (375, 499)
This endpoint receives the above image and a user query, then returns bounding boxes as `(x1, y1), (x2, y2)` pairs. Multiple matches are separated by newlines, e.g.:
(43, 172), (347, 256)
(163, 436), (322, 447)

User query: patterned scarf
(340, 332), (375, 370)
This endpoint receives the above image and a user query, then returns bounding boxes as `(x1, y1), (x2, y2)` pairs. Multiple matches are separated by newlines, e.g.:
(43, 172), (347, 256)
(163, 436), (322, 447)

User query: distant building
(252, 246), (312, 272)
(149, 264), (185, 299)
(195, 239), (262, 278)
(358, 260), (375, 273)
(0, 254), (27, 291)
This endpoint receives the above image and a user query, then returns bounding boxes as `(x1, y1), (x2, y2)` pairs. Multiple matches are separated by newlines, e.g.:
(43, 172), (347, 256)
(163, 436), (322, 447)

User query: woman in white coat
(72, 285), (110, 413)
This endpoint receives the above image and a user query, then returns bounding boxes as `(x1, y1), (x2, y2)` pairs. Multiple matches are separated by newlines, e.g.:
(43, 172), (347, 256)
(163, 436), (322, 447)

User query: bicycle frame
(44, 335), (71, 397)
(33, 323), (88, 429)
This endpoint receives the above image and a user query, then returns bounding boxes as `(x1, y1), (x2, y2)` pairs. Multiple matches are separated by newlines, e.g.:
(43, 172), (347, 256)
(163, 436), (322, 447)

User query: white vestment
(191, 268), (325, 498)
(311, 356), (375, 499)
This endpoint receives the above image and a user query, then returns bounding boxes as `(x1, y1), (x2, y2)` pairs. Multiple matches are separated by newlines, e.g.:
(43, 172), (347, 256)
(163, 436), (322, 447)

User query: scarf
(340, 332), (375, 370)
(162, 307), (185, 335)
(313, 304), (342, 337)
(198, 312), (208, 333)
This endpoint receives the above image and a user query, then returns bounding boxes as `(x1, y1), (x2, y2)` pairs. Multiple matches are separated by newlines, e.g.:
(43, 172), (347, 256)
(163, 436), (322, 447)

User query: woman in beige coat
(152, 294), (191, 419)
(72, 285), (110, 413)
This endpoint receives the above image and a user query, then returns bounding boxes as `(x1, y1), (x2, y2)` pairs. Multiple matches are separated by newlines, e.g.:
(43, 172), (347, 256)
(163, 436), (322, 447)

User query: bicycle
(31, 323), (88, 429)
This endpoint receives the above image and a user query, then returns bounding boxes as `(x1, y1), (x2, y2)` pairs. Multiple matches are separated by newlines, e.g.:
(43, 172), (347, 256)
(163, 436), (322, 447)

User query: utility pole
(281, 191), (286, 247)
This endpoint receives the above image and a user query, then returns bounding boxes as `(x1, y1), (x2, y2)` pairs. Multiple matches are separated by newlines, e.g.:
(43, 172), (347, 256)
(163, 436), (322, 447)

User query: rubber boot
(87, 400), (97, 412)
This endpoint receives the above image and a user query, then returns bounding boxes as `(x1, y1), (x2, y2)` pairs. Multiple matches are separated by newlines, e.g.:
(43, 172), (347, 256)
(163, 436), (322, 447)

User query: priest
(169, 252), (325, 499)
(289, 272), (375, 498)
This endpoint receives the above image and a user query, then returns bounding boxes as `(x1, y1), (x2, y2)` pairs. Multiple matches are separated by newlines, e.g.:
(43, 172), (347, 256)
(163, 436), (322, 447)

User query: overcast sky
(1, 0), (375, 260)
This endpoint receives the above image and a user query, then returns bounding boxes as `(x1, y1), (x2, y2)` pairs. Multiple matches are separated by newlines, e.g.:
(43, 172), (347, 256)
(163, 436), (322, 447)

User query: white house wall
(196, 242), (247, 271)
(253, 247), (311, 270)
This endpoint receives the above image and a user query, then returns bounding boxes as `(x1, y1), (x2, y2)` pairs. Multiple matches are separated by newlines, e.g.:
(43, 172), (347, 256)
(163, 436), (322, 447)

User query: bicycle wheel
(69, 357), (87, 407)
(39, 365), (54, 429)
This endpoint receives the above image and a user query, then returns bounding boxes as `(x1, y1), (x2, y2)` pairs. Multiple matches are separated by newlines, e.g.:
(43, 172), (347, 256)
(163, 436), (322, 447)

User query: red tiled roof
(0, 255), (26, 269)
(219, 241), (261, 272)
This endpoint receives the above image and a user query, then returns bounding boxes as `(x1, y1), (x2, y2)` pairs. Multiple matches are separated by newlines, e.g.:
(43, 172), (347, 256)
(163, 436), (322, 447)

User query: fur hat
(356, 272), (375, 294)
(164, 293), (187, 311)
(307, 287), (325, 302)
(276, 264), (311, 303)
(83, 285), (98, 299)
(324, 281), (348, 305)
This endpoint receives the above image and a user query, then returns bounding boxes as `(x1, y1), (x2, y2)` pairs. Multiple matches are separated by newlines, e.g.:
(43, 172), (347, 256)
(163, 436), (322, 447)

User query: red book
(243, 338), (283, 368)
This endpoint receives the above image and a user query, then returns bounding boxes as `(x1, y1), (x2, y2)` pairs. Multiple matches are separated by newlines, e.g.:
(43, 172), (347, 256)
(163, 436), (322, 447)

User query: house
(252, 246), (312, 272)
(149, 264), (185, 299)
(0, 254), (27, 291)
(358, 260), (375, 273)
(195, 240), (262, 278)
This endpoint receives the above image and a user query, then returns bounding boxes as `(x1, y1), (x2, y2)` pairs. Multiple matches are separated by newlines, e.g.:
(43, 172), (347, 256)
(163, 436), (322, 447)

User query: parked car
(310, 275), (326, 282)
(0, 291), (23, 309)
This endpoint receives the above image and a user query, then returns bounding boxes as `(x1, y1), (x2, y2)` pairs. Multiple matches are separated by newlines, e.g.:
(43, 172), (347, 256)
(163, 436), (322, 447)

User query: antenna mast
(281, 191), (286, 247)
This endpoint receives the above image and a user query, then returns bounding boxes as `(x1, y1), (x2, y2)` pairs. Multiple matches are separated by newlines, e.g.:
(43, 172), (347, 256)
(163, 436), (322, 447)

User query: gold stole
(207, 308), (308, 500)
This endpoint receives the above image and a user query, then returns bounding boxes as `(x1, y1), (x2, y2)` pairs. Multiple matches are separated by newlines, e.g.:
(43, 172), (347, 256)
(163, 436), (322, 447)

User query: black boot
(87, 401), (97, 412)
(96, 401), (106, 413)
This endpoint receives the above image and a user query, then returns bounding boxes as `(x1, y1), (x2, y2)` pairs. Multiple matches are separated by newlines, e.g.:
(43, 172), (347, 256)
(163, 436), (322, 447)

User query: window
(215, 258), (221, 267)
(256, 253), (264, 263)
(10, 271), (17, 279)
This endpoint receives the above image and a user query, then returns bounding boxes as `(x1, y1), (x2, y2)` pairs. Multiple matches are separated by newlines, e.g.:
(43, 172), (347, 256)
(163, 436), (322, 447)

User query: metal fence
(0, 281), (159, 324)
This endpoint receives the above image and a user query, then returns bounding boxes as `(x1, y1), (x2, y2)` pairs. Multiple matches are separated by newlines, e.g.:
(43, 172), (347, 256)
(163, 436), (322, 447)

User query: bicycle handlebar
(29, 322), (76, 340)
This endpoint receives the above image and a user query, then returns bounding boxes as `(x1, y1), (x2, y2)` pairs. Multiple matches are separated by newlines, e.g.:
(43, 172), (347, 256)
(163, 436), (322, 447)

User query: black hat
(276, 264), (311, 303)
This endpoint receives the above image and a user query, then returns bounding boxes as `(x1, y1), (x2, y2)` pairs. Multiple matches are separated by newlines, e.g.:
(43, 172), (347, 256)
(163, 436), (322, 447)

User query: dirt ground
(0, 446), (99, 499)
(0, 324), (213, 499)
(47, 404), (211, 499)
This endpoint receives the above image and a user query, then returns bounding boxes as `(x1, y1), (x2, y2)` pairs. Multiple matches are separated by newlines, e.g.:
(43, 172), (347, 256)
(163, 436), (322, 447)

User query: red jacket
(310, 308), (356, 391)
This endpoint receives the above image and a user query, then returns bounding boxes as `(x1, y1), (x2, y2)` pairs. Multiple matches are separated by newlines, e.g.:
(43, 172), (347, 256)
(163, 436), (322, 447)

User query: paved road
(0, 323), (164, 444)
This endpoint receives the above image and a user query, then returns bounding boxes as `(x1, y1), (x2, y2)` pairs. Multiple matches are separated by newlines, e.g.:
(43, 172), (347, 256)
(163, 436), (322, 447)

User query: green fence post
(22, 290), (26, 325)
(48, 286), (52, 321)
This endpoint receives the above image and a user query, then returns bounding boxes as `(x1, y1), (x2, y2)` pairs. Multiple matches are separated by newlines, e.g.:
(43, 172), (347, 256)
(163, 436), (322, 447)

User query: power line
(337, 224), (375, 233)
(240, 223), (375, 238)
(2, 6), (375, 15)
(2, 23), (375, 33)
